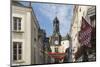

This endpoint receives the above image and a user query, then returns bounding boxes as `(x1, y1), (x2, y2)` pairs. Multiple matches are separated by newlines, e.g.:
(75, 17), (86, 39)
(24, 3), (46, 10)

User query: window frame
(13, 42), (23, 61)
(13, 16), (22, 32)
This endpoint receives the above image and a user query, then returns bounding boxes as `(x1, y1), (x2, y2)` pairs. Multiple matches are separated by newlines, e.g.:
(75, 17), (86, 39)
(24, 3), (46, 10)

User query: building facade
(69, 5), (96, 62)
(44, 37), (51, 64)
(11, 1), (46, 66)
(61, 40), (69, 53)
(38, 29), (51, 64)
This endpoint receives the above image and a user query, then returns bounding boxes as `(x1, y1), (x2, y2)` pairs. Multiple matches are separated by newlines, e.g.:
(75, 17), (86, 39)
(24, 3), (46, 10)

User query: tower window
(55, 47), (58, 52)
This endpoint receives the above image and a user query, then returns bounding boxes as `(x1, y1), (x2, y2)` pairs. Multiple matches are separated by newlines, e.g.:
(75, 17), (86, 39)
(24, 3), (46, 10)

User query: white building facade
(11, 1), (42, 66)
(70, 5), (96, 62)
(61, 40), (69, 53)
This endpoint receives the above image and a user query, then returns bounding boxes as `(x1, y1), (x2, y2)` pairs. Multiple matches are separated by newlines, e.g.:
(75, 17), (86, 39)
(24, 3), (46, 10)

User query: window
(34, 38), (36, 42)
(55, 47), (58, 52)
(13, 42), (22, 61)
(13, 17), (22, 31)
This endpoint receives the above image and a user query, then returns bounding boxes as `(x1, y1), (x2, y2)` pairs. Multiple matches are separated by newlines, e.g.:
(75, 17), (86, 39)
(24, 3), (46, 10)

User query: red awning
(48, 52), (65, 60)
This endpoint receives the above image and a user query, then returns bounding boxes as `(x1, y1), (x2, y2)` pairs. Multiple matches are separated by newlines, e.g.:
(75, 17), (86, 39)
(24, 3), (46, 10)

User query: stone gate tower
(51, 17), (61, 46)
(50, 17), (62, 63)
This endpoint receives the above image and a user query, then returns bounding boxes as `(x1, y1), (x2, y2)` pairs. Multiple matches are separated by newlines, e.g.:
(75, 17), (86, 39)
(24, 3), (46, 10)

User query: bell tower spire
(53, 16), (60, 34)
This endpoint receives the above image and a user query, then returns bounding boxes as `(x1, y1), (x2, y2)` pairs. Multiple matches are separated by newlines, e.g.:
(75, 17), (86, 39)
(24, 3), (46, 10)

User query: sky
(20, 2), (74, 37)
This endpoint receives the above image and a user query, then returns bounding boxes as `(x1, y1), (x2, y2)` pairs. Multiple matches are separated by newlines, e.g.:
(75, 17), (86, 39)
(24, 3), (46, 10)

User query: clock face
(54, 40), (59, 45)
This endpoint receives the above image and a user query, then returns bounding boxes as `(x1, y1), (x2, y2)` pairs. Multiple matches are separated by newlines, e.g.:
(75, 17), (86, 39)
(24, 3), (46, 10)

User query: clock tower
(50, 17), (62, 63)
(51, 17), (61, 46)
(49, 17), (62, 63)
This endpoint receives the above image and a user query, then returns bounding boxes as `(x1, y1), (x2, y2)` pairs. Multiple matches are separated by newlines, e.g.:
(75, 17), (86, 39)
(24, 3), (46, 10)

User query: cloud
(34, 3), (73, 36)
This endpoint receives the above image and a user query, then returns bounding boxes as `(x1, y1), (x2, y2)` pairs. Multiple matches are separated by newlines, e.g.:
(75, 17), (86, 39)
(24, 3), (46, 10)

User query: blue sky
(20, 2), (74, 37)
(32, 3), (74, 37)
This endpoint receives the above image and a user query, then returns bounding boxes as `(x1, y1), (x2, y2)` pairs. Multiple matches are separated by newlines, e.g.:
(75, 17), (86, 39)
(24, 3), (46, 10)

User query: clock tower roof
(53, 16), (59, 23)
